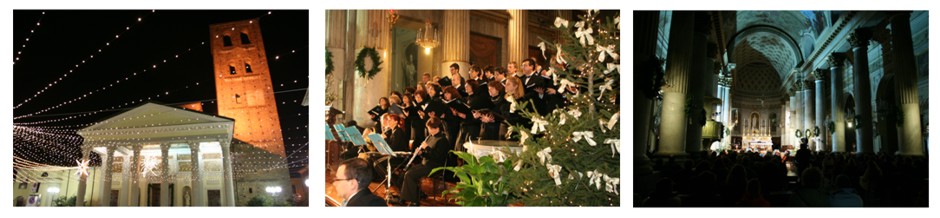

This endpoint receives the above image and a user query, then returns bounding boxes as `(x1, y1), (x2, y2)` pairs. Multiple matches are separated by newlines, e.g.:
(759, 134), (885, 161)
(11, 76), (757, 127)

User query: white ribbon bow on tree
(531, 118), (548, 134)
(554, 17), (569, 28)
(596, 44), (619, 62)
(519, 131), (530, 146)
(604, 63), (620, 74)
(537, 147), (553, 165)
(546, 164), (563, 186)
(568, 109), (583, 119)
(538, 42), (548, 59)
(506, 95), (518, 113)
(604, 175), (620, 195)
(598, 79), (613, 101)
(558, 79), (576, 94)
(490, 150), (508, 163)
(615, 16), (620, 30)
(555, 44), (567, 65)
(607, 111), (620, 130)
(586, 170), (604, 190)
(604, 138), (620, 157)
(574, 21), (595, 47)
(572, 131), (597, 146)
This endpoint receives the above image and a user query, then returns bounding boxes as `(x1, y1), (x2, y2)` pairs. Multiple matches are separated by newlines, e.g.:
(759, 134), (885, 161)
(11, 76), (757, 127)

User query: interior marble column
(804, 80), (815, 149)
(829, 53), (847, 152)
(684, 26), (708, 155)
(633, 11), (659, 175)
(889, 12), (925, 156)
(441, 10), (470, 78)
(508, 10), (528, 68)
(849, 28), (874, 154)
(656, 11), (695, 156)
(814, 71), (827, 151)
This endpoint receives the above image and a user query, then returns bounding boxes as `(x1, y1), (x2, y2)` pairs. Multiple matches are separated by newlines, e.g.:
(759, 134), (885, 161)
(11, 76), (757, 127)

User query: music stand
(333, 124), (350, 142)
(344, 126), (367, 146)
(366, 133), (409, 203)
(325, 123), (336, 141)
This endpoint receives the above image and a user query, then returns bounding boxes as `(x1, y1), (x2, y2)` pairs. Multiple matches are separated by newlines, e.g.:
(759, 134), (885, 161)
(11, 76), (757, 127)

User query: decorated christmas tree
(435, 10), (620, 206)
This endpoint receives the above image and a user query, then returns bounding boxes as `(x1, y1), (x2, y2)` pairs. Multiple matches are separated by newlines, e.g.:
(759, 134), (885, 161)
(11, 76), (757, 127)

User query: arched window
(223, 36), (233, 47)
(240, 33), (251, 44)
(229, 65), (237, 75)
(245, 63), (253, 73)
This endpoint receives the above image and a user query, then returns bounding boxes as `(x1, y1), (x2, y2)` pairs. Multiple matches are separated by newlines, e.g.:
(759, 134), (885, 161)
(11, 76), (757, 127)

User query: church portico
(77, 103), (237, 207)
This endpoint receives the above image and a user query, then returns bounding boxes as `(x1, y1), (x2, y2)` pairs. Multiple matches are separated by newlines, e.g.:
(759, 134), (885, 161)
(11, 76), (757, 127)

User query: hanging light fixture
(387, 10), (400, 26)
(416, 21), (439, 55)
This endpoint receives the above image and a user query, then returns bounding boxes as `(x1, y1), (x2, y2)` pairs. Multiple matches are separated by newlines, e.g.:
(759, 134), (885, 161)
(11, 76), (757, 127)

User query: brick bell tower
(209, 19), (285, 157)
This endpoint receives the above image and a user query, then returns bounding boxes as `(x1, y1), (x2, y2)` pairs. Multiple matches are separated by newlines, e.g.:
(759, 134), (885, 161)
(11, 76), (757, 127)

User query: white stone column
(75, 147), (91, 207)
(656, 11), (696, 156)
(119, 147), (130, 206)
(442, 10), (471, 78)
(129, 145), (141, 206)
(508, 10), (528, 67)
(889, 12), (925, 156)
(221, 139), (236, 206)
(160, 143), (170, 207)
(189, 141), (206, 206)
(99, 146), (114, 206)
(829, 53), (847, 152)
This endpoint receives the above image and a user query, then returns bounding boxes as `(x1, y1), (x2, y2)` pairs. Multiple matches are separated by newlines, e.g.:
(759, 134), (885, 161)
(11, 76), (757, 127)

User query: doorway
(146, 183), (174, 206)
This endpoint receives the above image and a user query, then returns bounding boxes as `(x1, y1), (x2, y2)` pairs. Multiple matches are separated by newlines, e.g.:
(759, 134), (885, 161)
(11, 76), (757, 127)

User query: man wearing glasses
(334, 158), (387, 206)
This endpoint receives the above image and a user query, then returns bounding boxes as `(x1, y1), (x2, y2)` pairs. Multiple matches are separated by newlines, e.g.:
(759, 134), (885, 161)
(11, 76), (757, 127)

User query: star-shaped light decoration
(141, 157), (159, 177)
(75, 159), (90, 177)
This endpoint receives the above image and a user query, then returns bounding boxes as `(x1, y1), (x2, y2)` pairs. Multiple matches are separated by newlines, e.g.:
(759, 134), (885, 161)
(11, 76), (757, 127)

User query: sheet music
(367, 133), (394, 156)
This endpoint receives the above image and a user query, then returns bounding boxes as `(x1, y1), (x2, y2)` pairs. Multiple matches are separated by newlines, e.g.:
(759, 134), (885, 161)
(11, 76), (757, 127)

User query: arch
(229, 65), (237, 75)
(244, 62), (253, 73)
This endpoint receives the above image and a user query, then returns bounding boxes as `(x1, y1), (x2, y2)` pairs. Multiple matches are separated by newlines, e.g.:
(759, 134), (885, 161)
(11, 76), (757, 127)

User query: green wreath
(805, 129), (814, 137)
(813, 126), (820, 136)
(795, 129), (803, 138)
(326, 49), (334, 75)
(355, 47), (383, 79)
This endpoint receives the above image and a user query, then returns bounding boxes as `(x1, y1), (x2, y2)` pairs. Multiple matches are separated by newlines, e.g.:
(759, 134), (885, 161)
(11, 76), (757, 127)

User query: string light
(13, 11), (45, 65)
(14, 10), (157, 111)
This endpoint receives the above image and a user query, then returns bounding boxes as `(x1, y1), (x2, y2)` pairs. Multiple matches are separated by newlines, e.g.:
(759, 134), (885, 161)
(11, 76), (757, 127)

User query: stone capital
(828, 53), (846, 68)
(848, 28), (873, 48)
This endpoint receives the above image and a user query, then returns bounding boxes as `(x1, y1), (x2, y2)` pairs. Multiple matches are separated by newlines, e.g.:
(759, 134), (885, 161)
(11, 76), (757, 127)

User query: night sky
(12, 10), (309, 176)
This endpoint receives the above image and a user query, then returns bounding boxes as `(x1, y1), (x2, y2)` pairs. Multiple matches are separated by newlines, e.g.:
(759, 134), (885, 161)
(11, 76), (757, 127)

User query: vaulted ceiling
(724, 11), (815, 106)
